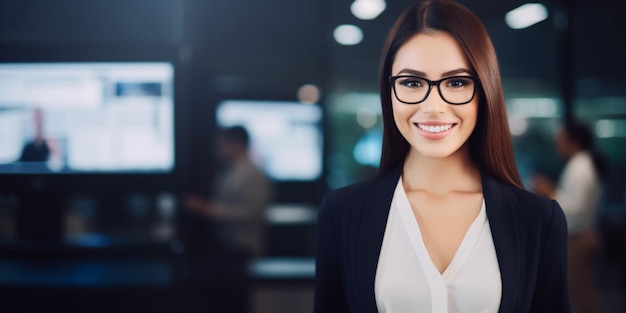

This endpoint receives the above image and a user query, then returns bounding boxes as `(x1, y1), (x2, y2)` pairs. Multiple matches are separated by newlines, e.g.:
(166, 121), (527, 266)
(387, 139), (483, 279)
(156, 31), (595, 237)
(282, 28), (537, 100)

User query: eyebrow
(395, 68), (475, 77)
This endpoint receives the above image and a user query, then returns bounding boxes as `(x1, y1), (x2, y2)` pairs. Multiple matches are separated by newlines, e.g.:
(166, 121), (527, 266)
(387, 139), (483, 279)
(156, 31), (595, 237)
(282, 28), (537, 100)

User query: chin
(426, 152), (457, 160)
(412, 147), (457, 160)
(409, 140), (469, 160)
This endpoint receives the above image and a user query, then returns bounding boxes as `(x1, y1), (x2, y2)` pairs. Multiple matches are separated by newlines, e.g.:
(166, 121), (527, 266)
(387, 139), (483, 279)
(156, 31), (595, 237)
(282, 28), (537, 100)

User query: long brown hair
(377, 0), (523, 189)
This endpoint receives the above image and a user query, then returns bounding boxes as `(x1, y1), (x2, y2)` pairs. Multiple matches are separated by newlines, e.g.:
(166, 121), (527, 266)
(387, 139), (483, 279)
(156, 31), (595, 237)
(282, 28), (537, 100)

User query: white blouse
(375, 178), (502, 313)
(554, 151), (601, 235)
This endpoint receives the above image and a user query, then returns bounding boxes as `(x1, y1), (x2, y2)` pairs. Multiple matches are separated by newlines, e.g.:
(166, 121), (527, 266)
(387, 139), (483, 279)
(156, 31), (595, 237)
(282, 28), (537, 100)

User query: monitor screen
(0, 62), (174, 174)
(216, 100), (323, 181)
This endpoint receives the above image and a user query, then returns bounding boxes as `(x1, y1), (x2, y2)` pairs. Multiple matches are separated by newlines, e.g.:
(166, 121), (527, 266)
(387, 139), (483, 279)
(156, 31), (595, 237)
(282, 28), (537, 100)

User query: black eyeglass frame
(389, 75), (481, 105)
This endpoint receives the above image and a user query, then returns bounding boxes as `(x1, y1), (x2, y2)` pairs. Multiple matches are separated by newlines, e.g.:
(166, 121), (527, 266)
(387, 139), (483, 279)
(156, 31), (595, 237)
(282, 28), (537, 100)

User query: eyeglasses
(389, 75), (480, 105)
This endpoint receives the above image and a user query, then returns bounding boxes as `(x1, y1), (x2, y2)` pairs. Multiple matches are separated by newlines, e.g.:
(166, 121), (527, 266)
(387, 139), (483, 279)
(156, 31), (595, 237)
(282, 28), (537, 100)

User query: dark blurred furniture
(0, 239), (250, 313)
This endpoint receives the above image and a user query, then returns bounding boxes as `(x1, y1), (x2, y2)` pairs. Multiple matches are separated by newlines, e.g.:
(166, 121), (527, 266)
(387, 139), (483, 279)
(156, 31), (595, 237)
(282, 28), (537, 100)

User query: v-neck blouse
(375, 178), (502, 313)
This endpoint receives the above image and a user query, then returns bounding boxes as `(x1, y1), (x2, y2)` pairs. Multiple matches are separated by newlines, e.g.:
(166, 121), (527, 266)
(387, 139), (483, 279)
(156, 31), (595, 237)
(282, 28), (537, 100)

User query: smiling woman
(314, 1), (570, 313)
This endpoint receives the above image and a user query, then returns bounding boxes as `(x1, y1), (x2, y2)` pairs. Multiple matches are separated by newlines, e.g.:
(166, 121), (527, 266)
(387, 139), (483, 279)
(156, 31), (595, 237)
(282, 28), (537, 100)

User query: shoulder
(319, 179), (376, 221)
(319, 167), (398, 219)
(493, 180), (566, 234)
(508, 186), (556, 217)
(321, 164), (401, 210)
(566, 151), (597, 177)
(485, 179), (565, 228)
(236, 161), (267, 180)
(324, 179), (375, 205)
(571, 150), (593, 165)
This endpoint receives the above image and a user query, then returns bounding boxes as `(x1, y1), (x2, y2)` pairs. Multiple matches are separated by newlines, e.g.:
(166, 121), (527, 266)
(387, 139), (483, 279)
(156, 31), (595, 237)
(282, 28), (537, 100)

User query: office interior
(0, 0), (624, 312)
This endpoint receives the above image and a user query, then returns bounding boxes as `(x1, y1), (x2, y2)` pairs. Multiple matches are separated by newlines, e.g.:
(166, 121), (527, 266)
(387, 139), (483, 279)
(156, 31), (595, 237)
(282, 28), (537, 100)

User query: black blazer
(314, 165), (569, 313)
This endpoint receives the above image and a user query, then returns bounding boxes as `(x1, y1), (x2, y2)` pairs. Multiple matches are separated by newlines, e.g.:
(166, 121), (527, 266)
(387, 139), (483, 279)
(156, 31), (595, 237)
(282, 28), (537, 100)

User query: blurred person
(314, 1), (569, 312)
(18, 108), (63, 171)
(19, 108), (50, 162)
(534, 120), (609, 313)
(185, 126), (272, 257)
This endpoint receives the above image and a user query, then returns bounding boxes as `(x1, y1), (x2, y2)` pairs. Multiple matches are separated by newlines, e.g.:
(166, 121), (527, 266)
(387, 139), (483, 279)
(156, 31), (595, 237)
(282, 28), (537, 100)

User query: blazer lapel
(356, 165), (402, 313)
(482, 174), (521, 313)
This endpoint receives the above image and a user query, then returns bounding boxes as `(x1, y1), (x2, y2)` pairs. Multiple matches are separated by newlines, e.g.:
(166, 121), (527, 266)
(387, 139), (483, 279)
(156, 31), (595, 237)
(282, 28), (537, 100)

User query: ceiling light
(351, 0), (386, 20)
(297, 84), (321, 104)
(505, 3), (548, 29)
(334, 24), (363, 46)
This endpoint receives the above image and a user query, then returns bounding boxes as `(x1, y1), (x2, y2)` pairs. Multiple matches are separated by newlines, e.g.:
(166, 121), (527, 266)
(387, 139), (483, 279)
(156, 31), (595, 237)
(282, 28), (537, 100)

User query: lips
(416, 123), (455, 133)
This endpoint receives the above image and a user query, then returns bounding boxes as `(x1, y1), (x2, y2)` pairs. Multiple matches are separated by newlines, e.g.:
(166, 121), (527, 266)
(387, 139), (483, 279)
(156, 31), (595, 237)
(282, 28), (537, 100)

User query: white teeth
(418, 124), (453, 133)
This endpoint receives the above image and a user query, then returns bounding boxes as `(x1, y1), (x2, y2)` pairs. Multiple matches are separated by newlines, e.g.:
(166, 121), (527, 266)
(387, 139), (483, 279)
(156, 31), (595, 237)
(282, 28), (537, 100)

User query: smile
(416, 123), (455, 133)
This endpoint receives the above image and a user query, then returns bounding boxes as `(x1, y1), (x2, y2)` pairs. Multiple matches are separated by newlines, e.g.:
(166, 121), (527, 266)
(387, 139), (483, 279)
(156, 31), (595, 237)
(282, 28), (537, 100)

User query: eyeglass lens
(393, 76), (476, 104)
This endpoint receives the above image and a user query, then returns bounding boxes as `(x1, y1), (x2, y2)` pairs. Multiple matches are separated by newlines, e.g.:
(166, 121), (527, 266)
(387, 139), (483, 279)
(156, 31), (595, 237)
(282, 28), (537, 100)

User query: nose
(421, 85), (447, 113)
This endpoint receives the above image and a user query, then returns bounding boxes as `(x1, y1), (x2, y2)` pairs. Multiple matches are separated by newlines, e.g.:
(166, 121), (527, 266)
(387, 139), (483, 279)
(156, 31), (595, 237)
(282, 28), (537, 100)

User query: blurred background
(0, 0), (624, 312)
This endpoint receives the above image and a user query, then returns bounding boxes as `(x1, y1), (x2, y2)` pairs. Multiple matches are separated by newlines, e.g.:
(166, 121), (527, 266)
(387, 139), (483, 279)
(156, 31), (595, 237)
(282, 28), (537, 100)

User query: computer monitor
(0, 61), (180, 241)
(215, 99), (323, 182)
(0, 62), (174, 175)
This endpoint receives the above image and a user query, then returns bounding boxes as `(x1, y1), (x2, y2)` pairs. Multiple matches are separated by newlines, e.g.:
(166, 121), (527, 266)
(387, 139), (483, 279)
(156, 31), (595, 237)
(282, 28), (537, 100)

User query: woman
(534, 121), (609, 313)
(314, 1), (569, 312)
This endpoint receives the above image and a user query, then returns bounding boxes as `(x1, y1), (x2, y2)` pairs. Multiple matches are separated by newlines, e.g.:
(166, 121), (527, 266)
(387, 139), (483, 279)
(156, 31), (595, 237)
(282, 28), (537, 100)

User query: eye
(445, 77), (473, 88)
(398, 77), (424, 88)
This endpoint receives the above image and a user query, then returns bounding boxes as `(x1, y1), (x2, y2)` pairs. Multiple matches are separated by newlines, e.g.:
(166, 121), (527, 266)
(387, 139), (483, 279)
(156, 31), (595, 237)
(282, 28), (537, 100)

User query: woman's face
(391, 31), (478, 160)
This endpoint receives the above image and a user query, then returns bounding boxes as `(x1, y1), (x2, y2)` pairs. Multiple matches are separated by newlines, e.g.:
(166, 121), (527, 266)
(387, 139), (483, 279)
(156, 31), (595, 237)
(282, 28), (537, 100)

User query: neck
(567, 147), (584, 159)
(402, 144), (481, 195)
(232, 152), (249, 164)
